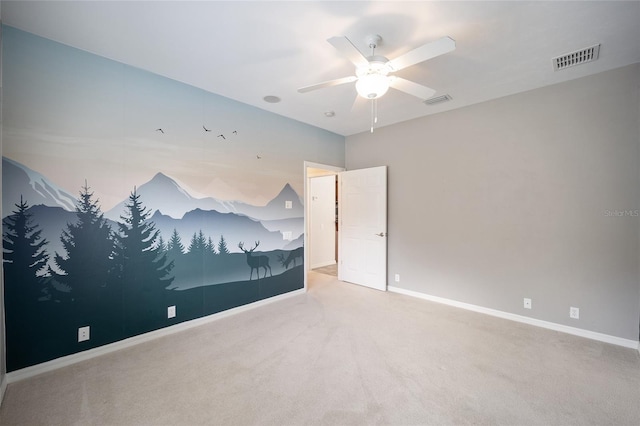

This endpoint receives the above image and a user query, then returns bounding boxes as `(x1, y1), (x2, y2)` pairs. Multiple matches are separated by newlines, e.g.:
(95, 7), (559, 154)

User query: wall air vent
(423, 94), (452, 106)
(552, 44), (600, 71)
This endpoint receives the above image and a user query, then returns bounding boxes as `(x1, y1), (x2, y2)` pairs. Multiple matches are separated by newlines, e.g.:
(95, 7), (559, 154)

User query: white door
(338, 166), (387, 291)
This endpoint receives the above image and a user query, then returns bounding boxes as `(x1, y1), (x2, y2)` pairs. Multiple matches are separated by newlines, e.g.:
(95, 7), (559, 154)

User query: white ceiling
(3, 1), (640, 136)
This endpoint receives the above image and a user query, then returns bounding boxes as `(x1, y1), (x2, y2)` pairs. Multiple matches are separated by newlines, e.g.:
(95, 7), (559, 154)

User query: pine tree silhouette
(217, 234), (230, 255)
(3, 196), (49, 304)
(203, 236), (218, 281)
(155, 235), (167, 255)
(2, 196), (50, 370)
(49, 182), (114, 324)
(206, 236), (217, 256)
(166, 228), (185, 259)
(112, 188), (174, 334)
(186, 230), (207, 283)
(165, 228), (186, 286)
(187, 230), (207, 258)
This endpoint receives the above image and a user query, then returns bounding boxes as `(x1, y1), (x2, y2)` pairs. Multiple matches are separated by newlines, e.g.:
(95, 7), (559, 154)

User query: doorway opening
(304, 162), (388, 292)
(303, 161), (343, 290)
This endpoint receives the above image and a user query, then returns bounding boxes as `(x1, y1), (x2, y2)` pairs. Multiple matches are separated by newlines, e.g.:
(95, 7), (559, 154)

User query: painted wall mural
(1, 27), (344, 371)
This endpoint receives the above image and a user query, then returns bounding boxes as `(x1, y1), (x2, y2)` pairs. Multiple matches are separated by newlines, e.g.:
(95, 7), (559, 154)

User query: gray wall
(346, 64), (640, 341)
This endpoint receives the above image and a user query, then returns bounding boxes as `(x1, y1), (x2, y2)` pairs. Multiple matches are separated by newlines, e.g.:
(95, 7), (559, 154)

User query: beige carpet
(312, 263), (337, 276)
(1, 271), (639, 425)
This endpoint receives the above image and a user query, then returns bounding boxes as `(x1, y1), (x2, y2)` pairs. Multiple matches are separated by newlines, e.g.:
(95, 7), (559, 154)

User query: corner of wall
(637, 62), (640, 345)
(0, 11), (7, 406)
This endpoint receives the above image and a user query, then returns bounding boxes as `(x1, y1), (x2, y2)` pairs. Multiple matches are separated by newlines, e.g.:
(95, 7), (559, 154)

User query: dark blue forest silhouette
(2, 157), (304, 372)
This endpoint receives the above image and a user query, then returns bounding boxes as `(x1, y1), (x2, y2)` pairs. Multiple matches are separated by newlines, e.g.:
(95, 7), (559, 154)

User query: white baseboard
(388, 286), (640, 351)
(7, 288), (305, 384)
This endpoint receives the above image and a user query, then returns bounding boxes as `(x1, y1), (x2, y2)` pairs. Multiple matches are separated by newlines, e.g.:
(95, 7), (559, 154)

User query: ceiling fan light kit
(355, 63), (390, 99)
(298, 33), (456, 132)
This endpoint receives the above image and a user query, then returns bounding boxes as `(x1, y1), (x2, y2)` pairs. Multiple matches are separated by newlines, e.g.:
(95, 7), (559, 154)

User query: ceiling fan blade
(389, 77), (437, 100)
(387, 36), (456, 71)
(298, 76), (358, 93)
(350, 93), (367, 112)
(327, 36), (369, 68)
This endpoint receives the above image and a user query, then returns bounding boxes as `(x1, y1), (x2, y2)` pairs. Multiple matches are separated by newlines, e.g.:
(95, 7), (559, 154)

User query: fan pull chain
(370, 98), (379, 133)
(370, 99), (374, 133)
(374, 98), (378, 124)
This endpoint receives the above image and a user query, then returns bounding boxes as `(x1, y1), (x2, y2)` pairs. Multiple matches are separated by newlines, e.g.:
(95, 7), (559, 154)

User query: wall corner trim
(388, 286), (640, 351)
(0, 374), (7, 407)
(6, 288), (305, 384)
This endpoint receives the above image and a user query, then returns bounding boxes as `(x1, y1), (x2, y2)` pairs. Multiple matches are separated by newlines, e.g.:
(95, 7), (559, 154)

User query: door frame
(303, 161), (344, 291)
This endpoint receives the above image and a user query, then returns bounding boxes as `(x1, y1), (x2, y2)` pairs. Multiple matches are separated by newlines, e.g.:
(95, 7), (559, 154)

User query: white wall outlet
(394, 274), (400, 282)
(285, 200), (293, 209)
(282, 231), (292, 240)
(167, 305), (176, 319)
(78, 326), (90, 342)
(570, 306), (580, 319)
(523, 298), (532, 309)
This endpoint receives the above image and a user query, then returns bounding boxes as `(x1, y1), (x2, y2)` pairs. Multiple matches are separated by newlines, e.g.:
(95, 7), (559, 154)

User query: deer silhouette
(238, 241), (272, 280)
(277, 247), (304, 270)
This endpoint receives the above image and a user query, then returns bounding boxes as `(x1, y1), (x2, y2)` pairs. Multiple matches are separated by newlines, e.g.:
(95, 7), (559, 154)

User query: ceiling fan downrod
(368, 35), (381, 133)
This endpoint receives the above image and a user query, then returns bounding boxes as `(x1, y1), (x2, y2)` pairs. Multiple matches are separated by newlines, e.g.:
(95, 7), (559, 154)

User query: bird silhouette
(217, 134), (226, 140)
(233, 130), (238, 135)
(203, 125), (211, 132)
(155, 128), (164, 134)
(256, 155), (262, 159)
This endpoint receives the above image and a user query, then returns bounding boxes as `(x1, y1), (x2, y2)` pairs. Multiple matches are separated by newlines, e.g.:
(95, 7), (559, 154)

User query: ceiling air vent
(424, 94), (452, 106)
(552, 44), (600, 71)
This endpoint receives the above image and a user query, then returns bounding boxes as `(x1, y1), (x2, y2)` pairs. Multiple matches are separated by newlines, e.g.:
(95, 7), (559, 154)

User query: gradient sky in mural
(2, 26), (327, 209)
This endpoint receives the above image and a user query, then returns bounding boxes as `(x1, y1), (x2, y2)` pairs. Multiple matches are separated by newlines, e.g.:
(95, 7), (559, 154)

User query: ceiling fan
(298, 34), (456, 131)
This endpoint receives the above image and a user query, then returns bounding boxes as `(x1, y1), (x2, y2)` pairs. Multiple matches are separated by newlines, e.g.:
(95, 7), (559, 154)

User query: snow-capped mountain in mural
(3, 157), (304, 224)
(2, 157), (77, 211)
(104, 172), (231, 221)
(2, 157), (304, 267)
(103, 171), (304, 222)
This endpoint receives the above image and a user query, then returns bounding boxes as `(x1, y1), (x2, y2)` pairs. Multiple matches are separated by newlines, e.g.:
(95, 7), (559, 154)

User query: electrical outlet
(167, 305), (176, 319)
(394, 274), (400, 282)
(523, 298), (532, 309)
(570, 307), (580, 319)
(285, 200), (293, 209)
(78, 326), (90, 342)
